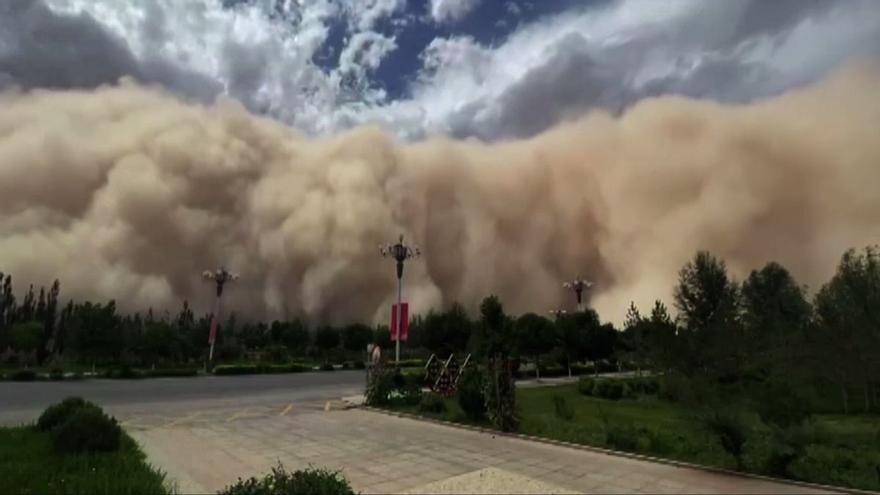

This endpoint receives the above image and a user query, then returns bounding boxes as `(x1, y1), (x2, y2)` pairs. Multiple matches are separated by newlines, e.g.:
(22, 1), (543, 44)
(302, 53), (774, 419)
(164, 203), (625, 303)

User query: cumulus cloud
(1, 62), (879, 325)
(374, 0), (880, 140)
(429, 0), (480, 24)
(4, 0), (879, 143)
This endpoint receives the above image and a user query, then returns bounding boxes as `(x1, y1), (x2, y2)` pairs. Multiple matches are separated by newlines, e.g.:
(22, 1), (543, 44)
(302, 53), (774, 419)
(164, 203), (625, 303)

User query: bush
(365, 367), (395, 406)
(594, 380), (624, 400)
(213, 364), (260, 375)
(418, 393), (447, 414)
(702, 410), (748, 470)
(756, 382), (812, 429)
(622, 383), (637, 399)
(605, 424), (640, 452)
(104, 365), (140, 379)
(640, 378), (660, 395)
(50, 407), (122, 454)
(142, 368), (199, 378)
(71, 370), (84, 380)
(10, 369), (37, 381)
(659, 374), (691, 402)
(49, 368), (64, 381)
(319, 363), (335, 371)
(37, 397), (100, 432)
(352, 360), (366, 369)
(264, 345), (289, 363)
(219, 464), (355, 495)
(552, 394), (575, 421)
(577, 377), (595, 395)
(457, 368), (486, 421)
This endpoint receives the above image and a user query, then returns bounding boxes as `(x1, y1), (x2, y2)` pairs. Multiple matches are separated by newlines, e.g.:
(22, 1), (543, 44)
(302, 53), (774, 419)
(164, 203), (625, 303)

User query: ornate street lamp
(202, 266), (239, 363)
(380, 234), (420, 364)
(563, 276), (593, 312)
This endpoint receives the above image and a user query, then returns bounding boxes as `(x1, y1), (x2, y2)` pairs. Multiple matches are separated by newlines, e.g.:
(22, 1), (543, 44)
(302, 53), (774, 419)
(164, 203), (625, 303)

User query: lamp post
(563, 276), (593, 312)
(202, 266), (238, 364)
(380, 234), (420, 364)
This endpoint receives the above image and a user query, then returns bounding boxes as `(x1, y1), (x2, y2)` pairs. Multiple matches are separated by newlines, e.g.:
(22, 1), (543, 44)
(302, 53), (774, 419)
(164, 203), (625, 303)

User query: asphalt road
(0, 370), (366, 425)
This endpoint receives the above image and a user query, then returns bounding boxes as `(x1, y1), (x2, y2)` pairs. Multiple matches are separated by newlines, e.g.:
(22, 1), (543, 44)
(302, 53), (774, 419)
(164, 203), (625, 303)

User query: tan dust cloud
(1, 61), (879, 325)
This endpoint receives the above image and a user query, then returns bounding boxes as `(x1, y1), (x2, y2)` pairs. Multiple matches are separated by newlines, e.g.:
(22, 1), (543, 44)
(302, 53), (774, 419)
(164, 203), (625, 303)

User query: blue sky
(2, 0), (879, 140)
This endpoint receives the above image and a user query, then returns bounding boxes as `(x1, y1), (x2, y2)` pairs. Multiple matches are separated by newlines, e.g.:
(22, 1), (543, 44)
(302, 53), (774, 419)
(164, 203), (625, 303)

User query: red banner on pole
(390, 303), (409, 342)
(208, 315), (218, 345)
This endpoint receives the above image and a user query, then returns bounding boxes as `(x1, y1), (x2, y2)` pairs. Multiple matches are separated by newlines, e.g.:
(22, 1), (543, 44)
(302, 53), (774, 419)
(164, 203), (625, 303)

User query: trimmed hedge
(10, 369), (38, 381)
(37, 397), (101, 432)
(50, 407), (122, 454)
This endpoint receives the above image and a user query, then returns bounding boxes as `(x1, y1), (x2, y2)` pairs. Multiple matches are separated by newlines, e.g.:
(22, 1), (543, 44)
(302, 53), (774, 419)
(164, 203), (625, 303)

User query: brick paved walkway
(131, 404), (835, 494)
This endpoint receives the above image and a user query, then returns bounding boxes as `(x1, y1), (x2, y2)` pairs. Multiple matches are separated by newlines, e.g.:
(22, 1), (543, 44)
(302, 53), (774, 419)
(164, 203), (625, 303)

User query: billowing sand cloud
(1, 61), (878, 324)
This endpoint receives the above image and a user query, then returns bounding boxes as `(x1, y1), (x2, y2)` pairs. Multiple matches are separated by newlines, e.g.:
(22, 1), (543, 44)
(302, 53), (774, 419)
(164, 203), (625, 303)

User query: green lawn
(0, 426), (170, 495)
(386, 384), (880, 491)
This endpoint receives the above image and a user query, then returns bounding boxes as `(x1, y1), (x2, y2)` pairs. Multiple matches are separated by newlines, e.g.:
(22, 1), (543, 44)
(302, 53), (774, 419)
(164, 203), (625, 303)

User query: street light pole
(563, 276), (593, 312)
(202, 266), (238, 365)
(380, 234), (420, 364)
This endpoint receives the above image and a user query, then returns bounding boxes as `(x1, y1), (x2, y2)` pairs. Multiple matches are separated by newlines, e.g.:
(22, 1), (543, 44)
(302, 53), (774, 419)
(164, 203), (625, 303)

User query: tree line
(1, 245), (878, 414)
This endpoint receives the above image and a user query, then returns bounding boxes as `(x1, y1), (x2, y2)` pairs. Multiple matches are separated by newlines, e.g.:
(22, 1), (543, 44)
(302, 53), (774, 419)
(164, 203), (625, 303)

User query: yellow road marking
(279, 403), (293, 416)
(226, 408), (256, 422)
(163, 411), (203, 428)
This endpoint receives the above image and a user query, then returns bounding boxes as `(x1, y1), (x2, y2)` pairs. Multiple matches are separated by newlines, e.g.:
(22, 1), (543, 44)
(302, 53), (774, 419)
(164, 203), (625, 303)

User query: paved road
(0, 370), (366, 425)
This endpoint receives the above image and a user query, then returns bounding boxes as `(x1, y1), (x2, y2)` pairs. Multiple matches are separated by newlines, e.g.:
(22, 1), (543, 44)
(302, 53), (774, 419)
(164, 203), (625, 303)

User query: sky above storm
(3, 0), (879, 141)
(1, 0), (880, 324)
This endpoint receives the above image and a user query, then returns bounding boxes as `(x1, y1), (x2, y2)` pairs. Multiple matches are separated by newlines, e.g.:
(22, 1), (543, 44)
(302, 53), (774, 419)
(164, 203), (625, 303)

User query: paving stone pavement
(130, 405), (837, 494)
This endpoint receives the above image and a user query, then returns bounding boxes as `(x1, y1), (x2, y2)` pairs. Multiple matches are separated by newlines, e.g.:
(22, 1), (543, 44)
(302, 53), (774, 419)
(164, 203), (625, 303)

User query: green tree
(645, 300), (677, 372)
(673, 251), (742, 379)
(342, 323), (372, 354)
(10, 320), (42, 366)
(315, 326), (340, 364)
(514, 313), (556, 379)
(479, 295), (517, 431)
(421, 303), (472, 357)
(814, 246), (880, 413)
(373, 325), (392, 350)
(281, 320), (310, 355)
(741, 262), (811, 380)
(553, 312), (589, 377)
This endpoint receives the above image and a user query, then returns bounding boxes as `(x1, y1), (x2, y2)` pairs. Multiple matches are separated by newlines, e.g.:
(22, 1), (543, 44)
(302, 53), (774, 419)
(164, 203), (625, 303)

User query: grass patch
(0, 425), (169, 495)
(380, 383), (880, 491)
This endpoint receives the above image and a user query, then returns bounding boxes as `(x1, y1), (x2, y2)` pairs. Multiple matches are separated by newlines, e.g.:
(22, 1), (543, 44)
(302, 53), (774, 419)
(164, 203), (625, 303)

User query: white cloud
(342, 0), (406, 31)
(338, 32), (398, 87)
(429, 0), (480, 24)
(12, 0), (880, 142)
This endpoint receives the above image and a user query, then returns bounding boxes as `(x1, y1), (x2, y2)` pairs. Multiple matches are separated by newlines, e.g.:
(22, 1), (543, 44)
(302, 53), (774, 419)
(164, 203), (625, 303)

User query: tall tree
(342, 323), (372, 354)
(514, 313), (556, 379)
(814, 246), (880, 413)
(315, 326), (340, 364)
(19, 284), (35, 322)
(37, 280), (60, 364)
(422, 303), (472, 357)
(741, 262), (811, 379)
(479, 295), (517, 432)
(673, 251), (742, 379)
(645, 300), (677, 372)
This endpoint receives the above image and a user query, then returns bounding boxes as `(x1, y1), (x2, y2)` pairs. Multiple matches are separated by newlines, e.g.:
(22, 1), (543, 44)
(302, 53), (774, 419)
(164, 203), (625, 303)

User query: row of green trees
(2, 245), (878, 415)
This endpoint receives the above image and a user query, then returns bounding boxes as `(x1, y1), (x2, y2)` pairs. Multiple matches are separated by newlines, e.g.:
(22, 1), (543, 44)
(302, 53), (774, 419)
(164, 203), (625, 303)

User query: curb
(358, 406), (873, 495)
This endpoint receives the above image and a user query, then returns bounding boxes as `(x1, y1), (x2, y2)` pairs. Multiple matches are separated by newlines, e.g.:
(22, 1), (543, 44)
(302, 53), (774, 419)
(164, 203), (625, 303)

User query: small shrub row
(418, 393), (447, 414)
(578, 378), (626, 400)
(219, 463), (355, 495)
(10, 369), (39, 381)
(103, 366), (200, 379)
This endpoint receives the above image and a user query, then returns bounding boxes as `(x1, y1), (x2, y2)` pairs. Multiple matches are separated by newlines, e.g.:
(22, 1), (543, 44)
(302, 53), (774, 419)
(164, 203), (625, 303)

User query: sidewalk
(132, 405), (834, 494)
